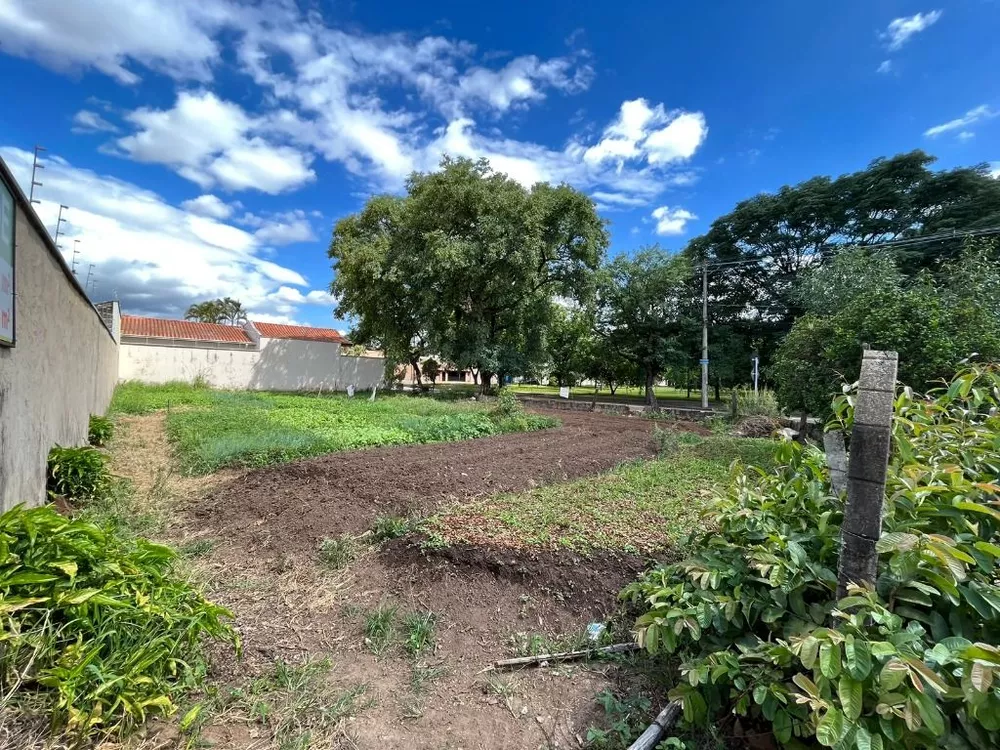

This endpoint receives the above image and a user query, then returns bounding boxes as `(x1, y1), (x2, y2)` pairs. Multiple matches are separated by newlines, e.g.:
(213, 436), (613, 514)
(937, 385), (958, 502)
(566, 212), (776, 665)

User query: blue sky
(0, 1), (997, 329)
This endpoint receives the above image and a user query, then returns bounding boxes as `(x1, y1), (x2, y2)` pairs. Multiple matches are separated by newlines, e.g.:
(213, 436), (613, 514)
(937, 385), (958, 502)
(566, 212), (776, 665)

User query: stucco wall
(0, 193), (119, 511)
(119, 337), (385, 392)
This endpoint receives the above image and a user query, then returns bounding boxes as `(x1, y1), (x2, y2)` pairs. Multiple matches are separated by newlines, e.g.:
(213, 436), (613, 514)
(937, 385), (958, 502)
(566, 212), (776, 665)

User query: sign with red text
(0, 180), (13, 345)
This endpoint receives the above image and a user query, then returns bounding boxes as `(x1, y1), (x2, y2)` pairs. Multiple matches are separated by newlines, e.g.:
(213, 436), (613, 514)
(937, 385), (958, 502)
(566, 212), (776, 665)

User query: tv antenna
(30, 145), (46, 204)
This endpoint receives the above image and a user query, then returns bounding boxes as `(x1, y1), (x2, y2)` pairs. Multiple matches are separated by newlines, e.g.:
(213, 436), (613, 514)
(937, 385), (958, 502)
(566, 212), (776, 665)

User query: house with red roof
(117, 314), (384, 392)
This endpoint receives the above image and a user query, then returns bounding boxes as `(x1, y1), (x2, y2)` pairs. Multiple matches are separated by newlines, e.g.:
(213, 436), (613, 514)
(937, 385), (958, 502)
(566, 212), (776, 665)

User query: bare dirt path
(113, 410), (664, 750)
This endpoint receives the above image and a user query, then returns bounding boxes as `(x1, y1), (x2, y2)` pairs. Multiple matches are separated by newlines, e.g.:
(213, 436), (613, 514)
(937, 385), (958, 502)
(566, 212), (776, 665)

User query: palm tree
(184, 300), (226, 324)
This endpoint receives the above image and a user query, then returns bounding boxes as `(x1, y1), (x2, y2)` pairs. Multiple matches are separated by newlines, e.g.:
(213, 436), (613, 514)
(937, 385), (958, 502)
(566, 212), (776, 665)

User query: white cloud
(651, 206), (696, 236)
(180, 194), (238, 219)
(1, 146), (326, 321)
(990, 162), (1000, 179)
(877, 60), (893, 75)
(115, 91), (315, 194)
(0, 0), (237, 83)
(924, 105), (998, 138)
(3, 1), (705, 207)
(582, 99), (707, 169)
(957, 131), (975, 142)
(71, 110), (119, 133)
(251, 210), (317, 245)
(883, 10), (942, 51)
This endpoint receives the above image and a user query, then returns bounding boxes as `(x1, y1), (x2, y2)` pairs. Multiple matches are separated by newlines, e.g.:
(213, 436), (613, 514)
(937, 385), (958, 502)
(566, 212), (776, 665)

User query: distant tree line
(330, 151), (1000, 411)
(184, 297), (248, 326)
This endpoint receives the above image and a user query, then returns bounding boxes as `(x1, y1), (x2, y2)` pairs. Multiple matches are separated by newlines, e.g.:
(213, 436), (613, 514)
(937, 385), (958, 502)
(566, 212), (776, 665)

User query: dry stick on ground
(626, 701), (682, 750)
(485, 642), (639, 671)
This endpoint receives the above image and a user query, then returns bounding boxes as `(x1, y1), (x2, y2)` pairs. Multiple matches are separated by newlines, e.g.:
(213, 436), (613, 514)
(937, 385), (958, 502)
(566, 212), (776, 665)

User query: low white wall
(119, 338), (385, 392)
(0, 178), (119, 511)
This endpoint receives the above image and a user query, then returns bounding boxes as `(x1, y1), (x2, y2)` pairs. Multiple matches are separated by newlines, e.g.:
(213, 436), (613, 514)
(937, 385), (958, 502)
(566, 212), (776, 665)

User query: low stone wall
(517, 395), (717, 421)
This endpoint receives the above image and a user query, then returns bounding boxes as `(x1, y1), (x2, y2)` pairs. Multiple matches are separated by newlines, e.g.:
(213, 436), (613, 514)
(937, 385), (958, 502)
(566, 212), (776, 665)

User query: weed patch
(318, 535), (356, 570)
(427, 437), (777, 555)
(401, 611), (436, 655)
(363, 604), (397, 655)
(370, 515), (414, 542)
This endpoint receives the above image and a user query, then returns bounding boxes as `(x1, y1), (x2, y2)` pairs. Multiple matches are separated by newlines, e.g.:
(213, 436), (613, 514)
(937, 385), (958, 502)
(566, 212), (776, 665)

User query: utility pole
(30, 145), (46, 204)
(53, 204), (69, 248)
(71, 239), (81, 275)
(700, 263), (709, 409)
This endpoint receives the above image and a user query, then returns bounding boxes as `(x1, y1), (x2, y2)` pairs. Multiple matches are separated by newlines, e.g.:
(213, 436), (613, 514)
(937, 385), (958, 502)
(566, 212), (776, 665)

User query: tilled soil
(113, 410), (680, 750)
(191, 409), (659, 557)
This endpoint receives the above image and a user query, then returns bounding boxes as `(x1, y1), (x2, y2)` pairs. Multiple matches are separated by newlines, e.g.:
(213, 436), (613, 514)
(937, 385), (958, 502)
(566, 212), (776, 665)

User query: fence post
(836, 349), (898, 599)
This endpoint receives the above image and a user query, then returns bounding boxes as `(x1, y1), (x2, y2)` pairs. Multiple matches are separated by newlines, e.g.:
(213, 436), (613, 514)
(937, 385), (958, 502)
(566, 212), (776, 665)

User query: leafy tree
(422, 357), (440, 386)
(330, 195), (430, 384)
(330, 158), (608, 392)
(184, 297), (247, 325)
(684, 152), (1000, 380)
(545, 305), (594, 387)
(773, 239), (1000, 416)
(596, 247), (695, 406)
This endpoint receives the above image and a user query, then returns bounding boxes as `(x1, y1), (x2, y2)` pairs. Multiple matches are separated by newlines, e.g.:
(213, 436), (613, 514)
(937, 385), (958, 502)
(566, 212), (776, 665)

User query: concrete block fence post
(836, 349), (898, 600)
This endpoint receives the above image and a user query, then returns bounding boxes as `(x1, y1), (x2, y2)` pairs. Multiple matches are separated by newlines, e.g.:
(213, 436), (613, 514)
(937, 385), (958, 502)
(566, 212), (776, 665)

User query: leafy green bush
(371, 516), (413, 542)
(621, 365), (1000, 749)
(0, 504), (236, 737)
(734, 387), (780, 418)
(47, 445), (111, 502)
(490, 387), (523, 420)
(87, 415), (114, 447)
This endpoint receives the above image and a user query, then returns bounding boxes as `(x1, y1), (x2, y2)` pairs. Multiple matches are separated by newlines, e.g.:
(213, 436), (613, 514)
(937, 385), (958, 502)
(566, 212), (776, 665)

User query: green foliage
(546, 304), (597, 387)
(363, 604), (397, 655)
(401, 611), (436, 655)
(774, 240), (1000, 416)
(112, 384), (556, 474)
(87, 415), (114, 447)
(422, 357), (440, 384)
(46, 445), (110, 502)
(318, 535), (355, 570)
(0, 504), (236, 738)
(427, 436), (776, 555)
(734, 387), (780, 418)
(585, 689), (654, 749)
(622, 365), (1000, 749)
(184, 297), (247, 325)
(330, 157), (608, 391)
(490, 387), (523, 419)
(370, 516), (413, 542)
(596, 247), (695, 406)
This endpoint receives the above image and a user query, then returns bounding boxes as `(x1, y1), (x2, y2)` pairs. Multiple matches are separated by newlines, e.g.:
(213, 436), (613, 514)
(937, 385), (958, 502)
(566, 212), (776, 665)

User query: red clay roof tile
(121, 315), (253, 344)
(252, 321), (350, 344)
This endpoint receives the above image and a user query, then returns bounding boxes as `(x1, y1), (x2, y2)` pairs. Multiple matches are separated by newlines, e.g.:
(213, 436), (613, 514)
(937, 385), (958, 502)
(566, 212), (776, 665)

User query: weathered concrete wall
(119, 337), (385, 392)
(0, 185), (119, 511)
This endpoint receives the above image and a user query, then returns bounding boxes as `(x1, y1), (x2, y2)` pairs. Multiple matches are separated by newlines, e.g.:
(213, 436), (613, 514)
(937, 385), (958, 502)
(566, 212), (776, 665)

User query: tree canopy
(184, 298), (247, 325)
(330, 157), (608, 390)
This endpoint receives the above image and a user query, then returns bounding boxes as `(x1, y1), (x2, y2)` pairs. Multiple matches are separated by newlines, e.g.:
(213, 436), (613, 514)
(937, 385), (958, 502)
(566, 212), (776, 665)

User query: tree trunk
(471, 369), (479, 386)
(609, 382), (618, 396)
(714, 373), (721, 402)
(686, 369), (692, 399)
(644, 366), (657, 408)
(410, 357), (422, 387)
(480, 371), (493, 395)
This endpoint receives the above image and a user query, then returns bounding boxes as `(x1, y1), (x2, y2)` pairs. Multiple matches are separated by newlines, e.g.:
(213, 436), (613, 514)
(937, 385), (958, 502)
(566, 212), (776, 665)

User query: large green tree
(595, 247), (695, 406)
(684, 151), (1000, 388)
(330, 157), (608, 391)
(773, 239), (1000, 416)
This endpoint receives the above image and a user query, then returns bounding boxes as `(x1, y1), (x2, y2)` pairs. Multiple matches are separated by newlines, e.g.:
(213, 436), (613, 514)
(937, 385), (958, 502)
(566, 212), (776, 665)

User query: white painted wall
(0, 182), (119, 511)
(119, 337), (385, 392)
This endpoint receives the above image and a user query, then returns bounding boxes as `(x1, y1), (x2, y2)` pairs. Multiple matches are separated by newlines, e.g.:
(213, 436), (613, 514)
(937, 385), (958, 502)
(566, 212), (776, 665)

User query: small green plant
(734, 386), (780, 418)
(179, 537), (218, 558)
(584, 689), (653, 749)
(371, 515), (413, 542)
(318, 535), (355, 569)
(88, 414), (114, 447)
(0, 504), (237, 739)
(47, 444), (111, 501)
(402, 611), (436, 655)
(364, 603), (398, 655)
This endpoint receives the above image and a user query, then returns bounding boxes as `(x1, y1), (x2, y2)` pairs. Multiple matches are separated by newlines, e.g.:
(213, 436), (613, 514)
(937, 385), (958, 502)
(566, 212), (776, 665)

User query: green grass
(363, 604), (398, 655)
(425, 436), (778, 555)
(401, 612), (436, 655)
(111, 382), (558, 474)
(318, 535), (356, 570)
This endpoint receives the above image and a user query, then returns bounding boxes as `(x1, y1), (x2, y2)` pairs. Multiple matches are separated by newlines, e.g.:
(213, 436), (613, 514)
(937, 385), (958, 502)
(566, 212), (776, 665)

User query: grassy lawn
(111, 382), (558, 474)
(425, 436), (777, 555)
